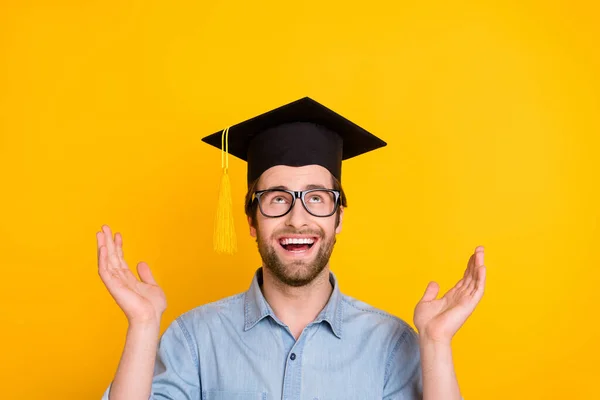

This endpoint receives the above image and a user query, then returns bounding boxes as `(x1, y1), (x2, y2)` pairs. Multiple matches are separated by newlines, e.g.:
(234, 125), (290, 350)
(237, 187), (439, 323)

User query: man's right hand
(97, 225), (167, 326)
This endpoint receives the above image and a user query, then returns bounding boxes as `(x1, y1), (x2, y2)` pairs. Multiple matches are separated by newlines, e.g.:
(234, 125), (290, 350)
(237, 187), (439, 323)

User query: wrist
(127, 319), (161, 334)
(418, 335), (455, 376)
(418, 333), (453, 349)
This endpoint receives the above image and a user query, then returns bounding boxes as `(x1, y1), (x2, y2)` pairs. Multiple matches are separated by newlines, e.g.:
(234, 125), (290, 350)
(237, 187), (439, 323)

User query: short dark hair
(245, 174), (347, 228)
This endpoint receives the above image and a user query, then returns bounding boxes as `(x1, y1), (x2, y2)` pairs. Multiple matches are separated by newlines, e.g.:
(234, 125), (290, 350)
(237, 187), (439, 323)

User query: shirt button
(290, 353), (296, 360)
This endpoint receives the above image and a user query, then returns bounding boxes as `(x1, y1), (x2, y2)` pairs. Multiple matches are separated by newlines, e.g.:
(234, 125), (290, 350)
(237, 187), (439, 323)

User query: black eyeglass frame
(252, 189), (341, 218)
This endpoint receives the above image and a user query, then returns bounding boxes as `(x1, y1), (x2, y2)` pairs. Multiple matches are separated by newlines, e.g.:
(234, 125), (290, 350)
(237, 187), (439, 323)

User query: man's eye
(273, 197), (287, 203)
(309, 196), (323, 203)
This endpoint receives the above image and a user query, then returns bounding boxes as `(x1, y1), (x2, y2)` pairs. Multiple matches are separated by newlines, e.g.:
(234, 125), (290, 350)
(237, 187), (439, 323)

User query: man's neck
(261, 266), (333, 340)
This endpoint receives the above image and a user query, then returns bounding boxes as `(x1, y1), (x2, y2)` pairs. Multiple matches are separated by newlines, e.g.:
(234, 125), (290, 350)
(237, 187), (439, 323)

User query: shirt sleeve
(100, 317), (201, 400)
(382, 324), (424, 400)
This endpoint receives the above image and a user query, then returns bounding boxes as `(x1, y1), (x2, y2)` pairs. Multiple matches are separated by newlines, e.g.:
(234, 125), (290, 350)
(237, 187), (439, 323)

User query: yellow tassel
(213, 127), (237, 254)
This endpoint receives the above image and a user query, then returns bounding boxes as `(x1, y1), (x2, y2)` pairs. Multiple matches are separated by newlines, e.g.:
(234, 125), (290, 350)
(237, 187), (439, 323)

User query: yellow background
(1, 0), (598, 398)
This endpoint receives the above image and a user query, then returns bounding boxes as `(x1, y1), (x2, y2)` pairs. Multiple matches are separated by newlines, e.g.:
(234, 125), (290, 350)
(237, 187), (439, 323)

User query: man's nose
(284, 198), (310, 228)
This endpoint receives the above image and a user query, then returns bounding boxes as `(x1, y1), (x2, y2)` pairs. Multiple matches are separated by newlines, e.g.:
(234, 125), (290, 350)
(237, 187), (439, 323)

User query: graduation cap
(201, 97), (387, 254)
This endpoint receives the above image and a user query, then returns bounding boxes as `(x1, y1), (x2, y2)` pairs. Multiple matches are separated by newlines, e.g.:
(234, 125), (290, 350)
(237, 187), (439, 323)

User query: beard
(256, 225), (336, 287)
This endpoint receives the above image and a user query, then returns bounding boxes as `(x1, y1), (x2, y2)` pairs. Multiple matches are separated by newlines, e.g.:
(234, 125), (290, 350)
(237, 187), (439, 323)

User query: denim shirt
(101, 268), (423, 400)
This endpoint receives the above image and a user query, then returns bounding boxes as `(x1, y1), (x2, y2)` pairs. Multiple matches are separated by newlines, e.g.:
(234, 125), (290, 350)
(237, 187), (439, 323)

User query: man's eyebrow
(261, 185), (288, 191)
(304, 184), (328, 190)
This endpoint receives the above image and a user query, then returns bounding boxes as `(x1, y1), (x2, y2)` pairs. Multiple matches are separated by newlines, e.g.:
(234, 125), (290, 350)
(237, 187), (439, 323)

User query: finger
(102, 225), (115, 254)
(471, 247), (485, 282)
(464, 246), (484, 284)
(465, 274), (476, 294)
(442, 279), (461, 300)
(115, 232), (124, 260)
(470, 265), (486, 300)
(96, 231), (105, 261)
(97, 245), (115, 286)
(475, 246), (484, 267)
(102, 225), (120, 267)
(137, 262), (158, 286)
(453, 278), (465, 291)
(98, 245), (107, 272)
(463, 253), (475, 278)
(419, 281), (440, 302)
(474, 258), (486, 289)
(475, 245), (485, 258)
(463, 253), (475, 288)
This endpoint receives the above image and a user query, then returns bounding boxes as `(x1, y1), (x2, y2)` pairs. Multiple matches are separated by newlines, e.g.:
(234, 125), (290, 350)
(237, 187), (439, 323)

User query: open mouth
(279, 237), (317, 253)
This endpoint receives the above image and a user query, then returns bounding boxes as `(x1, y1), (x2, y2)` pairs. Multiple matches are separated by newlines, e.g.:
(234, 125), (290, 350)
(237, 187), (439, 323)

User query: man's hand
(97, 224), (167, 325)
(413, 246), (487, 344)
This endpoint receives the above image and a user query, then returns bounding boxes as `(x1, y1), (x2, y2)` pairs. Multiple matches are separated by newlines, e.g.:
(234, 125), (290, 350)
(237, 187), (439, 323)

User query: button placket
(281, 326), (314, 400)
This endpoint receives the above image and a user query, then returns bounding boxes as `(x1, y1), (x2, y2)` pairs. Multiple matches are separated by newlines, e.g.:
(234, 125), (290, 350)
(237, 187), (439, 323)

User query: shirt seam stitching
(383, 328), (410, 387)
(175, 316), (200, 372)
(341, 297), (404, 322)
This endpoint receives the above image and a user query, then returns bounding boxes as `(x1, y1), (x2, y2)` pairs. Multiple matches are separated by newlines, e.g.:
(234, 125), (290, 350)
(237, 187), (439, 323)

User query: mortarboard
(201, 97), (387, 254)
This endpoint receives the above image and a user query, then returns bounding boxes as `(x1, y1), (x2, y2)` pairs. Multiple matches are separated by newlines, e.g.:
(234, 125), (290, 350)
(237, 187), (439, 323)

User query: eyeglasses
(252, 189), (341, 218)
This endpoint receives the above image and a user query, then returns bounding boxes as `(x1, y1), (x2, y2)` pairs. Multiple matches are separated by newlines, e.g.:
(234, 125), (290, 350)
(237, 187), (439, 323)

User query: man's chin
(265, 260), (326, 287)
(272, 270), (323, 287)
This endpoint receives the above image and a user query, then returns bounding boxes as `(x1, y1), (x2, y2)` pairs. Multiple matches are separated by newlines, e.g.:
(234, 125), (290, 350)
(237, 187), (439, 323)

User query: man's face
(249, 165), (344, 287)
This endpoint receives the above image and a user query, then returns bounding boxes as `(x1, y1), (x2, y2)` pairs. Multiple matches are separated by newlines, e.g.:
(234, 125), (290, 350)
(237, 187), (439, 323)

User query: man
(98, 97), (486, 400)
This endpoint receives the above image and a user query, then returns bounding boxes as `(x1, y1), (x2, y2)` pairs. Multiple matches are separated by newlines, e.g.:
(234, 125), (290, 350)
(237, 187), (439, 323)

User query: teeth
(280, 237), (315, 245)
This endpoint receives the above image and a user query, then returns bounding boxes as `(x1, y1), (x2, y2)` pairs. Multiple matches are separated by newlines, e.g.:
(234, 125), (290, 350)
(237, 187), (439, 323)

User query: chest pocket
(202, 390), (267, 400)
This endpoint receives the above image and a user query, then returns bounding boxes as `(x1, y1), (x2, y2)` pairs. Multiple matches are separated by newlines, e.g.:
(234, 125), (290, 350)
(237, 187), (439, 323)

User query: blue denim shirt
(101, 268), (423, 400)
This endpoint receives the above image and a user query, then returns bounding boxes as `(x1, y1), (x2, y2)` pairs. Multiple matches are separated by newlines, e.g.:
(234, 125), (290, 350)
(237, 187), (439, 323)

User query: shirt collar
(244, 267), (343, 339)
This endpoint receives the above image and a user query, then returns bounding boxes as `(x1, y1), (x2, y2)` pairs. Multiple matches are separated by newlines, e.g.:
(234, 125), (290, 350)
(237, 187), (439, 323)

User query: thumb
(420, 281), (440, 303)
(137, 262), (158, 286)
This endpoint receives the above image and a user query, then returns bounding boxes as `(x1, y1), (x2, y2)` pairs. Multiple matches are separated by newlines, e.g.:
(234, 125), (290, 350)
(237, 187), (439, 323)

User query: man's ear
(335, 206), (344, 234)
(248, 216), (257, 238)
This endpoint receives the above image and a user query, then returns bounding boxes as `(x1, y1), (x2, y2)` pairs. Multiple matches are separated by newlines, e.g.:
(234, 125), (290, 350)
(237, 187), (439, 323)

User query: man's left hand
(413, 246), (487, 344)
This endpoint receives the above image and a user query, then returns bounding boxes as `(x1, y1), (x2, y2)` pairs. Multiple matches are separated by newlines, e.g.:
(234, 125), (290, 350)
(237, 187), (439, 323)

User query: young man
(98, 97), (486, 400)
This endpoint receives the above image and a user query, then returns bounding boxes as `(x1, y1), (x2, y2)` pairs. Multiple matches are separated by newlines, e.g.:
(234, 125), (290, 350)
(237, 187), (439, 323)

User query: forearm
(420, 338), (461, 400)
(109, 322), (160, 400)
